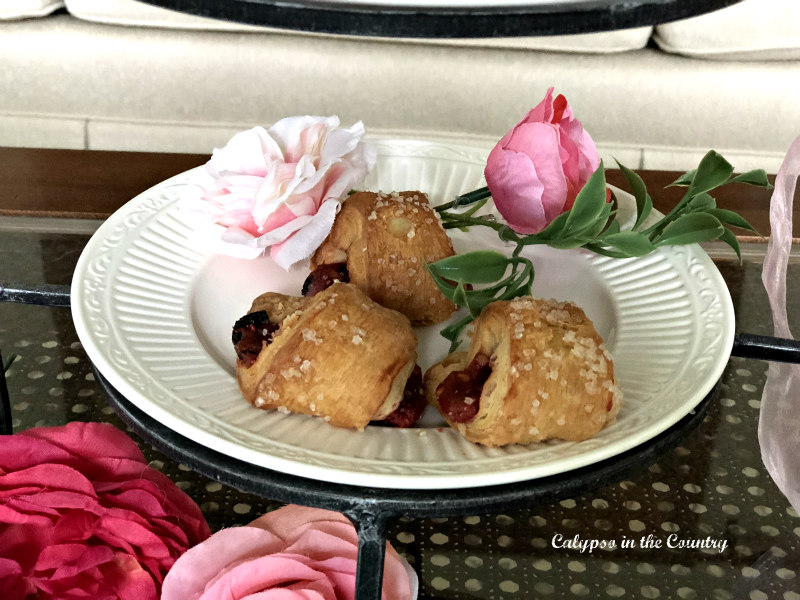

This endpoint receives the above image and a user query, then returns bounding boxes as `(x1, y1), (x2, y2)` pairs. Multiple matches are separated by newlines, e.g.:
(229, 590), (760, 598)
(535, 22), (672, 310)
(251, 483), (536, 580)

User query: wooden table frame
(0, 147), (785, 241)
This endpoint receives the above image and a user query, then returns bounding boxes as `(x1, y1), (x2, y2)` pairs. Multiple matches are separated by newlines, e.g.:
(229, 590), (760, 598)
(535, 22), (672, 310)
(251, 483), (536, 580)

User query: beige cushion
(1, 0), (63, 20)
(2, 13), (798, 173)
(64, 0), (652, 53)
(654, 0), (800, 60)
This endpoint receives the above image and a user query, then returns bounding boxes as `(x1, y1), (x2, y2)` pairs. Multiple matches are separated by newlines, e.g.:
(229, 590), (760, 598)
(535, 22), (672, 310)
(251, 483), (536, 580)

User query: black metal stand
(732, 332), (800, 364)
(137, 0), (746, 39)
(95, 369), (714, 600)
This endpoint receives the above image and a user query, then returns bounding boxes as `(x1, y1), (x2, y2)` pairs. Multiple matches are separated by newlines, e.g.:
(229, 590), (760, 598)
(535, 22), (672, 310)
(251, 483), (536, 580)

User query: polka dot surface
(3, 233), (800, 599)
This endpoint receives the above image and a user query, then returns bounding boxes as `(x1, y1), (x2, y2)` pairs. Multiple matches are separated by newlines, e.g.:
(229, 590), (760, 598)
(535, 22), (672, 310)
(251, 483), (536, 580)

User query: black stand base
(96, 369), (714, 600)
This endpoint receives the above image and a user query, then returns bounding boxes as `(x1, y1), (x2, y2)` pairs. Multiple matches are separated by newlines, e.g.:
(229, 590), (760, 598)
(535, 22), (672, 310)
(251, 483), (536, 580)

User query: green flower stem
(435, 186), (491, 212)
(440, 213), (505, 231)
(460, 197), (490, 218)
(441, 314), (475, 345)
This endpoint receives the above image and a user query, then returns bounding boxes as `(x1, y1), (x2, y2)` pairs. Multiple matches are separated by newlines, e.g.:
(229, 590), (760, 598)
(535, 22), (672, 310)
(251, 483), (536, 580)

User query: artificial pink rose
(162, 504), (418, 600)
(0, 422), (210, 600)
(484, 87), (601, 234)
(198, 116), (376, 269)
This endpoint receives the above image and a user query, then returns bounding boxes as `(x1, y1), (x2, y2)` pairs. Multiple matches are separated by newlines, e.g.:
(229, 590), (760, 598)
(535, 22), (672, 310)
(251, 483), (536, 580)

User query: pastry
(424, 297), (622, 446)
(306, 190), (457, 325)
(232, 282), (425, 430)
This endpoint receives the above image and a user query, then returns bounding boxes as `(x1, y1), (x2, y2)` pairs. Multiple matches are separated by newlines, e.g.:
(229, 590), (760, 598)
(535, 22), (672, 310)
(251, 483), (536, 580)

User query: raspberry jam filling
(435, 353), (492, 423)
(302, 263), (350, 297)
(232, 311), (278, 368)
(380, 365), (426, 428)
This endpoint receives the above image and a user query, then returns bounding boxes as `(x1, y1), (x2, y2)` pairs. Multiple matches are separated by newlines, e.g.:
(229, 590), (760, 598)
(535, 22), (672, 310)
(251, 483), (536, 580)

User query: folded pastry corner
(308, 190), (457, 325)
(424, 297), (622, 446)
(233, 282), (423, 430)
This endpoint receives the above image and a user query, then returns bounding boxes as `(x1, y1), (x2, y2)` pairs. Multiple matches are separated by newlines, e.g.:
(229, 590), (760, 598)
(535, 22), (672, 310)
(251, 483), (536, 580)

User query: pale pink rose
(0, 422), (210, 600)
(199, 116), (376, 269)
(484, 88), (601, 234)
(162, 504), (418, 600)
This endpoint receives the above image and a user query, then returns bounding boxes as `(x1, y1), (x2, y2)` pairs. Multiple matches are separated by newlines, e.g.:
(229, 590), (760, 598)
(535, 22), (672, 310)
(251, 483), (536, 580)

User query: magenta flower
(0, 422), (210, 600)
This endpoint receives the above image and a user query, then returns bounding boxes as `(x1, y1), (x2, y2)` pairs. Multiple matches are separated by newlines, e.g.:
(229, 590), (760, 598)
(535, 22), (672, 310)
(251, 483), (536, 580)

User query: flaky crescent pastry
(310, 190), (456, 325)
(236, 283), (417, 430)
(424, 297), (622, 446)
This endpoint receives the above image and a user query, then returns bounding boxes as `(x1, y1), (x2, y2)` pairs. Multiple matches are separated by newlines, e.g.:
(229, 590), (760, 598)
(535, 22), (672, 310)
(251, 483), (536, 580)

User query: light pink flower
(162, 504), (418, 600)
(199, 116), (376, 269)
(484, 88), (601, 234)
(0, 422), (210, 600)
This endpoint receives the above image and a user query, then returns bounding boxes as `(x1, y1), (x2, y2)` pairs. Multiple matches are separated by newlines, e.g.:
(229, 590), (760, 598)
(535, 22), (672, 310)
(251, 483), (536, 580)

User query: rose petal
(269, 199), (341, 270)
(485, 148), (547, 234)
(504, 122), (569, 222)
(0, 556), (32, 600)
(202, 555), (337, 600)
(161, 527), (287, 600)
(207, 127), (273, 176)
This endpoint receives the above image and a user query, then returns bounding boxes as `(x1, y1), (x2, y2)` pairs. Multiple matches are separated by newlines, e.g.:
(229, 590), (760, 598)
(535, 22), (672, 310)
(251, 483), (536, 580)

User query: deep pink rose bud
(485, 88), (601, 234)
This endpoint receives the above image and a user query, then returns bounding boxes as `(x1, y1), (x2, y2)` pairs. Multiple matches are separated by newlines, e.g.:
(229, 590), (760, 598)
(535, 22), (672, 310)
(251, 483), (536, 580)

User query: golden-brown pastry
(424, 297), (622, 446)
(308, 190), (457, 325)
(233, 282), (421, 430)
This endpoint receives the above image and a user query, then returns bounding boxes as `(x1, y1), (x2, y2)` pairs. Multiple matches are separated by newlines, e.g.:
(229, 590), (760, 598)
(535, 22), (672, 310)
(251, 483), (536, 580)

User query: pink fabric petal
(32, 550), (157, 600)
(161, 526), (287, 600)
(246, 581), (334, 600)
(261, 200), (315, 234)
(207, 127), (271, 176)
(485, 147), (547, 234)
(759, 134), (800, 515)
(505, 122), (569, 222)
(0, 556), (32, 600)
(16, 421), (144, 466)
(201, 555), (336, 600)
(269, 199), (341, 270)
(525, 86), (555, 124)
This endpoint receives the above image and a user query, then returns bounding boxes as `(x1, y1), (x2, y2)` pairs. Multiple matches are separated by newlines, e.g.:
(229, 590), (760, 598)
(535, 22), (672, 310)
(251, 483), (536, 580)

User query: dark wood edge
(0, 147), (790, 240)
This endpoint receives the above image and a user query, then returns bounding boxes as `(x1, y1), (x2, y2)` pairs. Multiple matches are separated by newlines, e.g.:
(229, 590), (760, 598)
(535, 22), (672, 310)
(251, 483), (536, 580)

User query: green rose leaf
(427, 250), (510, 284)
(688, 150), (734, 197)
(616, 159), (653, 230)
(525, 210), (570, 243)
(706, 208), (759, 234)
(719, 227), (743, 262)
(686, 192), (717, 212)
(669, 169), (696, 187)
(564, 162), (609, 233)
(601, 231), (656, 256)
(655, 212), (725, 247)
(452, 281), (470, 308)
(729, 169), (772, 188)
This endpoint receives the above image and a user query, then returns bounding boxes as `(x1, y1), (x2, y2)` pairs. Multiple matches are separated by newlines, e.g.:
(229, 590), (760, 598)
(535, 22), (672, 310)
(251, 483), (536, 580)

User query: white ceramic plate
(71, 140), (734, 489)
